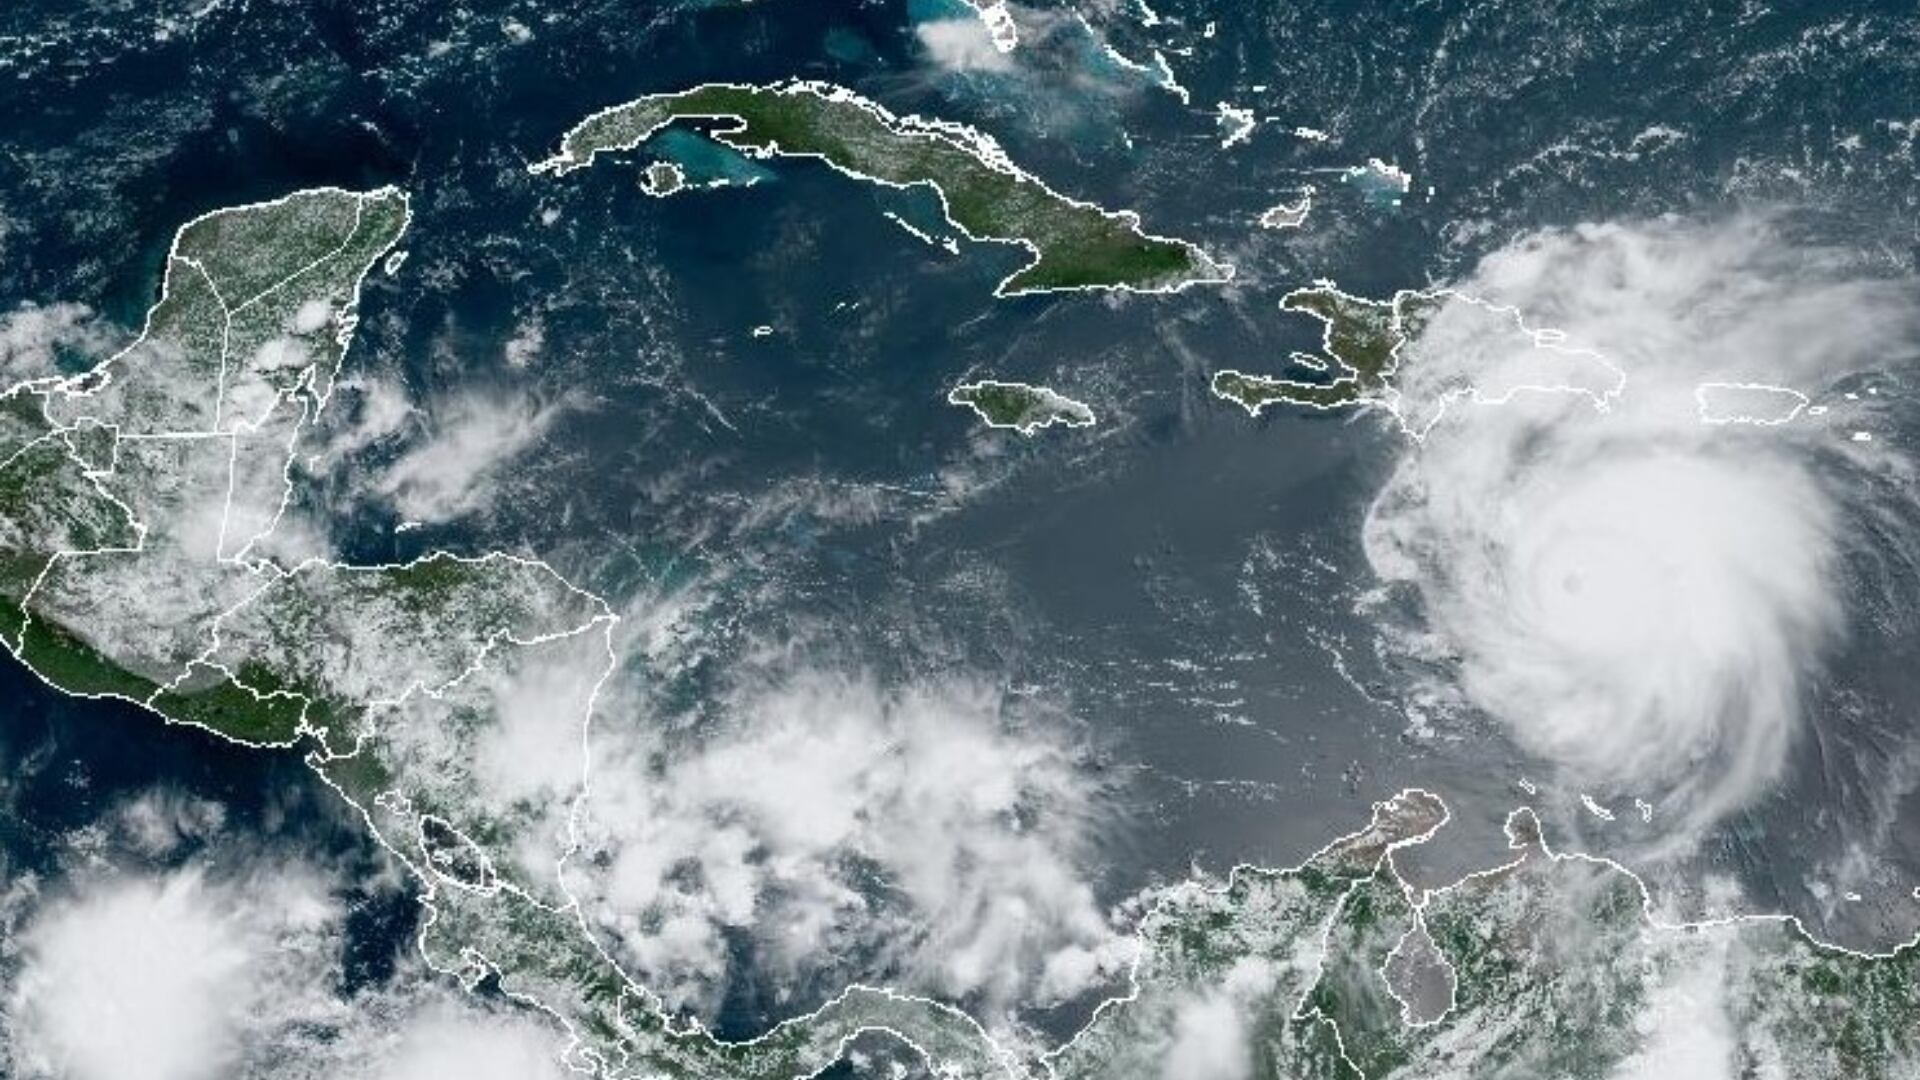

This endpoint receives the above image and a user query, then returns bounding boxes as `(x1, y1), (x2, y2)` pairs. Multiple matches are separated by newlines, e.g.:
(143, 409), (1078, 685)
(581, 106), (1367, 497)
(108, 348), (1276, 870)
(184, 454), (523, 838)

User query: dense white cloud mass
(1161, 991), (1248, 1080)
(4, 865), (340, 1080)
(0, 797), (575, 1080)
(916, 18), (1016, 73)
(572, 667), (1122, 1021)
(1365, 215), (1920, 835)
(1155, 958), (1277, 1080)
(1607, 942), (1736, 1080)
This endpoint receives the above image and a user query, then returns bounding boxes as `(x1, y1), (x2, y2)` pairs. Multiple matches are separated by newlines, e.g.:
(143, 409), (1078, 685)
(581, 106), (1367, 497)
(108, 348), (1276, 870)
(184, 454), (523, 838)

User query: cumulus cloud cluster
(1607, 941), (1737, 1080)
(1365, 215), (1920, 836)
(570, 666), (1126, 1024)
(0, 795), (571, 1080)
(0, 301), (119, 386)
(5, 866), (337, 1080)
(1156, 958), (1280, 1080)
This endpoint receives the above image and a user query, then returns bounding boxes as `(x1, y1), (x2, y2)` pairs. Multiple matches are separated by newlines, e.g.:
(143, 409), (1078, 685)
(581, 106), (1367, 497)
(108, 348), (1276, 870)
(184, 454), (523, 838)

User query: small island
(948, 380), (1095, 435)
(1256, 191), (1311, 230)
(532, 80), (1228, 296)
(639, 160), (686, 196)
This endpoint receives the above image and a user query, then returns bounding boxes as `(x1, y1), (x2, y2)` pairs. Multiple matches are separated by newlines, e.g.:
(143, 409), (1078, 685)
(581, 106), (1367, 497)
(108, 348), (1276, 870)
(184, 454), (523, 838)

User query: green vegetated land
(948, 380), (1095, 435)
(538, 81), (1221, 295)
(0, 183), (1020, 1080)
(1075, 803), (1920, 1080)
(3, 185), (1917, 1080)
(1212, 286), (1441, 414)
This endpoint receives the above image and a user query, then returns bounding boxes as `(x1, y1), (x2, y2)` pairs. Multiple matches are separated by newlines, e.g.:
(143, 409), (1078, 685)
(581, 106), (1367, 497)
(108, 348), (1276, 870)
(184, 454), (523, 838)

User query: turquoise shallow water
(655, 127), (778, 187)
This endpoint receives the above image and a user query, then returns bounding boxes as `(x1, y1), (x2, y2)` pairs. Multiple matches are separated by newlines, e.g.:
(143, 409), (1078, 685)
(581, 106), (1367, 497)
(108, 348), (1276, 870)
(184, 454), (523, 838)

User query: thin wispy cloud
(371, 389), (572, 524)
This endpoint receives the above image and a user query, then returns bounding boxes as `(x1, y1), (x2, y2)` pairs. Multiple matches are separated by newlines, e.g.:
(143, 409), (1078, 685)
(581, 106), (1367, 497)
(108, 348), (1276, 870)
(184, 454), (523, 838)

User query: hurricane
(1364, 214), (1920, 836)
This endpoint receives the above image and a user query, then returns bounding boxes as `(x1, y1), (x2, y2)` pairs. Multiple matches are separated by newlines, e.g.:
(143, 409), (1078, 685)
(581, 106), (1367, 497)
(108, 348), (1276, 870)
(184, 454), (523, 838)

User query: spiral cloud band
(1364, 216), (1920, 835)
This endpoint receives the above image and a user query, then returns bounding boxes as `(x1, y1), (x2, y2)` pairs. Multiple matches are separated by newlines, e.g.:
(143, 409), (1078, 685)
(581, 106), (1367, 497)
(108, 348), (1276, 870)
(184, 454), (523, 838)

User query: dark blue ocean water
(0, 657), (417, 993)
(3, 0), (1920, 1044)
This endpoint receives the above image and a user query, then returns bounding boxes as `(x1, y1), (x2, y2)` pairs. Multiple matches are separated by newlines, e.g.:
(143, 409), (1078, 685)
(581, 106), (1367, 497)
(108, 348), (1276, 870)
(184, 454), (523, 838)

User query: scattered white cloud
(917, 18), (1016, 73)
(1363, 214), (1920, 837)
(290, 299), (334, 335)
(503, 316), (545, 369)
(111, 789), (228, 858)
(0, 302), (119, 386)
(961, 0), (1019, 51)
(571, 667), (1120, 1022)
(371, 389), (571, 523)
(473, 630), (605, 808)
(243, 510), (336, 569)
(313, 375), (415, 463)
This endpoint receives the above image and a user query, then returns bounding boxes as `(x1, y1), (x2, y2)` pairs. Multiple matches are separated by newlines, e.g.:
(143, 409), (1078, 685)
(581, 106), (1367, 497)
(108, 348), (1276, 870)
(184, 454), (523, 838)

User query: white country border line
(1382, 291), (1624, 444)
(508, 592), (1038, 1080)
(26, 186), (1907, 1080)
(174, 255), (236, 434)
(215, 192), (411, 567)
(1208, 366), (1368, 418)
(18, 183), (968, 1080)
(526, 79), (1233, 299)
(250, 561), (984, 1080)
(1209, 280), (1432, 419)
(208, 195), (358, 437)
(1284, 847), (1458, 1079)
(1229, 790), (1920, 1078)
(1216, 102), (1257, 149)
(352, 614), (615, 909)
(956, 0), (1018, 52)
(1357, 802), (1920, 1046)
(0, 423), (74, 476)
(1, 195), (406, 753)
(1, 186), (1415, 1080)
(1289, 815), (1465, 1077)
(1031, 788), (1451, 1080)
(221, 392), (311, 566)
(52, 186), (402, 429)
(881, 209), (961, 254)
(1375, 919), (1458, 1031)
(1210, 283), (1627, 442)
(1362, 285), (1624, 440)
(0, 187), (670, 1077)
